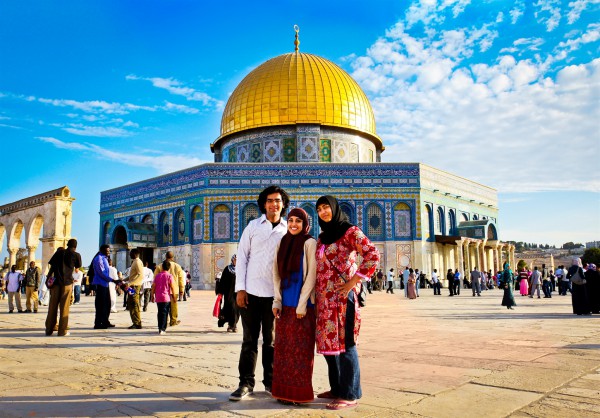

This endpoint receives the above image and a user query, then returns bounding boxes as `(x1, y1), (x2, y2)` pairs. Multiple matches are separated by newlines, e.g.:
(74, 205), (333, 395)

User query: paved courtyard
(0, 287), (598, 417)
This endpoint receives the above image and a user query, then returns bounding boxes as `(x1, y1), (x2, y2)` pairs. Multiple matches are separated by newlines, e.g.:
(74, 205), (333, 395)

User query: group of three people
(229, 186), (379, 411)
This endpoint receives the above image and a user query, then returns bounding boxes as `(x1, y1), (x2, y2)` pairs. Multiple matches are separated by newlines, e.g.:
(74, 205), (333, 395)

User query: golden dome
(216, 52), (381, 147)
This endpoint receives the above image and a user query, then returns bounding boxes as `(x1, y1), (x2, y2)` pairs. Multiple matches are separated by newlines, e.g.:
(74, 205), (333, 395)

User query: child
(151, 260), (176, 335)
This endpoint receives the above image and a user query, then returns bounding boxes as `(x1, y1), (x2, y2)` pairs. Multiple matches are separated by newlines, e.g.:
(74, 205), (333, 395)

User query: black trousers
(453, 280), (461, 295)
(386, 281), (394, 293)
(94, 285), (111, 327)
(238, 294), (275, 390)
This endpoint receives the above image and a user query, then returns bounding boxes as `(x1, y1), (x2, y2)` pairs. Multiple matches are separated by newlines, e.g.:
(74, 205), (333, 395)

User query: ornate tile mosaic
(237, 144), (250, 163)
(213, 212), (231, 240)
(250, 143), (262, 162)
(233, 204), (240, 240)
(222, 148), (229, 163)
(333, 140), (349, 163)
(396, 243), (412, 270)
(191, 244), (200, 283)
(297, 136), (318, 161)
(394, 210), (411, 238)
(385, 202), (392, 238)
(350, 143), (359, 163)
(213, 246), (225, 282)
(283, 138), (296, 162)
(228, 147), (236, 162)
(320, 139), (331, 162)
(264, 139), (281, 163)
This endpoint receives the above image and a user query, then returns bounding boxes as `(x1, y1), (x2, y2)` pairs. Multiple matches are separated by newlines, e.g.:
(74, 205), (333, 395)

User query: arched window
(191, 206), (202, 242)
(242, 203), (260, 231)
(301, 204), (317, 237)
(424, 204), (434, 240)
(159, 212), (170, 246)
(462, 213), (469, 222)
(339, 202), (355, 224)
(127, 217), (135, 223)
(113, 225), (127, 245)
(213, 205), (231, 241)
(487, 224), (498, 240)
(435, 207), (445, 235)
(175, 209), (185, 244)
(394, 202), (411, 238)
(448, 210), (457, 236)
(365, 203), (384, 240)
(472, 214), (479, 220)
(103, 222), (111, 245)
(142, 214), (153, 224)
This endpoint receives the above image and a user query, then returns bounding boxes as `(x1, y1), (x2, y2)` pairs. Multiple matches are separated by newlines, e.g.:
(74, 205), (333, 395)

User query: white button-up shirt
(235, 214), (287, 297)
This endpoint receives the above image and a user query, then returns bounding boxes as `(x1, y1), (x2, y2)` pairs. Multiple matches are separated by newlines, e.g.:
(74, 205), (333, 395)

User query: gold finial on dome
(294, 24), (300, 52)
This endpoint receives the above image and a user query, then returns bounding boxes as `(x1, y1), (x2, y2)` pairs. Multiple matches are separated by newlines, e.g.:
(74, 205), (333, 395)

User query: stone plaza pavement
(0, 288), (598, 417)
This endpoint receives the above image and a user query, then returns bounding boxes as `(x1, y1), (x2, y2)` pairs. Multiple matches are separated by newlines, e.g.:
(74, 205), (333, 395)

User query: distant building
(586, 241), (599, 249)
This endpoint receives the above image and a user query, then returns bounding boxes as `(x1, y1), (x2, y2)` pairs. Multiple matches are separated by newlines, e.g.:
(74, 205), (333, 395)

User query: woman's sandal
(326, 399), (358, 410)
(316, 390), (336, 399)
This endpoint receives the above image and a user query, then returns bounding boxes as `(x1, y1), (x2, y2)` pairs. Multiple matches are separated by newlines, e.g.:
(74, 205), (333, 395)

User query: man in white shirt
(386, 268), (395, 294)
(141, 261), (154, 312)
(5, 265), (24, 313)
(230, 185), (289, 401)
(72, 267), (83, 305)
(108, 258), (119, 313)
(431, 269), (440, 295)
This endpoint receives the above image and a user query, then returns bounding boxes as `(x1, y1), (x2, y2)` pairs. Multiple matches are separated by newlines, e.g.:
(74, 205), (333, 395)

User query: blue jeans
(324, 291), (362, 401)
(542, 281), (552, 297)
(73, 285), (81, 303)
(156, 302), (170, 332)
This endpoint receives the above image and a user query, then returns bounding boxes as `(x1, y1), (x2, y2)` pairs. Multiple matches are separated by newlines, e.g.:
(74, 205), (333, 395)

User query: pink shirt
(153, 271), (174, 303)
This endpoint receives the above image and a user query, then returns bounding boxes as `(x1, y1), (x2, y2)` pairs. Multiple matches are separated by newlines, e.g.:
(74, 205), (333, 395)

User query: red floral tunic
(315, 226), (379, 355)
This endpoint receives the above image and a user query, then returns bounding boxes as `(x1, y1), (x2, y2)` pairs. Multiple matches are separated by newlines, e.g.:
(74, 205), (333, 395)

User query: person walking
(529, 266), (542, 299)
(229, 185), (289, 401)
(216, 255), (240, 332)
(407, 268), (417, 299)
(431, 269), (441, 295)
(154, 252), (185, 327)
(71, 267), (83, 305)
(470, 267), (481, 297)
(386, 268), (395, 294)
(24, 261), (41, 312)
(314, 195), (379, 410)
(518, 267), (529, 296)
(584, 264), (599, 314)
(151, 260), (177, 335)
(500, 262), (517, 310)
(6, 265), (24, 313)
(125, 249), (144, 329)
(45, 239), (82, 336)
(402, 267), (410, 297)
(141, 261), (154, 312)
(567, 258), (590, 315)
(447, 269), (455, 296)
(91, 245), (116, 329)
(271, 208), (317, 405)
(453, 269), (461, 296)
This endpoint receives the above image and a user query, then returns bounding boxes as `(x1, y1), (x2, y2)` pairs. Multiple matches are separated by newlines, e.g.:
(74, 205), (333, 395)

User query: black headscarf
(277, 208), (312, 288)
(316, 195), (354, 245)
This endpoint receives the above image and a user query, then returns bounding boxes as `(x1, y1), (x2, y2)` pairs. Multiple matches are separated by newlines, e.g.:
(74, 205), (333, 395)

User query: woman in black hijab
(314, 195), (380, 410)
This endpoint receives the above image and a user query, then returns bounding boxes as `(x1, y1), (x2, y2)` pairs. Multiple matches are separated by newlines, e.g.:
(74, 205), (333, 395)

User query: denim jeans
(324, 291), (362, 401)
(542, 281), (552, 297)
(73, 285), (81, 303)
(238, 294), (275, 389)
(156, 301), (170, 332)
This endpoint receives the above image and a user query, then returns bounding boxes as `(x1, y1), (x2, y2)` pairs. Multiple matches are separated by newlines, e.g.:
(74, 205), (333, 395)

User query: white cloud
(63, 125), (131, 137)
(510, 1), (525, 24)
(567, 0), (599, 24)
(35, 136), (208, 174)
(126, 74), (224, 109)
(350, 21), (600, 193)
(534, 0), (563, 31)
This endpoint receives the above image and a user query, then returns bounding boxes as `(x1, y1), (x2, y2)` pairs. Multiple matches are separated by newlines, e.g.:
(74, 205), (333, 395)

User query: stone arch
(103, 221), (111, 245)
(473, 214), (479, 220)
(423, 204), (434, 241)
(487, 223), (498, 240)
(365, 202), (384, 240)
(174, 208), (186, 244)
(241, 203), (260, 231)
(112, 225), (128, 246)
(435, 207), (445, 235)
(300, 203), (317, 237)
(448, 209), (457, 236)
(0, 186), (74, 272)
(462, 212), (469, 222)
(339, 202), (355, 224)
(158, 211), (169, 246)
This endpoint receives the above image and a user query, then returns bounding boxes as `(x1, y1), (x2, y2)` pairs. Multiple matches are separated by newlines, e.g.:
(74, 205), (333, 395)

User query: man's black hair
(67, 238), (77, 248)
(257, 185), (290, 216)
(130, 248), (140, 258)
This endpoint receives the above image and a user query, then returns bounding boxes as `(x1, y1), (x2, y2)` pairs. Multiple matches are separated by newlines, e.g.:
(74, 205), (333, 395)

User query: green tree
(582, 248), (600, 266)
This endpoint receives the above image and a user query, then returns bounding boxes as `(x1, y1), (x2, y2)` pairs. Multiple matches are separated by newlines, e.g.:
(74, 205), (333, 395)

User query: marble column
(7, 248), (18, 267)
(456, 240), (465, 278)
(27, 245), (38, 265)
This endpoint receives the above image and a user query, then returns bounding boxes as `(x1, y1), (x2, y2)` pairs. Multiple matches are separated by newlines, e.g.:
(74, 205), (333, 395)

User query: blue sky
(1, 0), (599, 263)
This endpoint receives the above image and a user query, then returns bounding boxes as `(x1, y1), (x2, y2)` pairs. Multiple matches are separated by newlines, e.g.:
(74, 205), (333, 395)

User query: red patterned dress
(316, 226), (379, 355)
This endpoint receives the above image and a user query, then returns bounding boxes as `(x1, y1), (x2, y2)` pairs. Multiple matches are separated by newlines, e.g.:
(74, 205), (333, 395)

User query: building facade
(99, 41), (514, 288)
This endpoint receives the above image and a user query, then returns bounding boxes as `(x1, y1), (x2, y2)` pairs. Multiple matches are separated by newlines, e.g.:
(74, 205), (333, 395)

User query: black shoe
(229, 386), (253, 401)
(107, 323), (116, 328)
(128, 324), (142, 329)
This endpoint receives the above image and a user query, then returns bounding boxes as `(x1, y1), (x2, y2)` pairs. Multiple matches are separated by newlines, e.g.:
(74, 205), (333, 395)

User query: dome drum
(213, 124), (380, 163)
